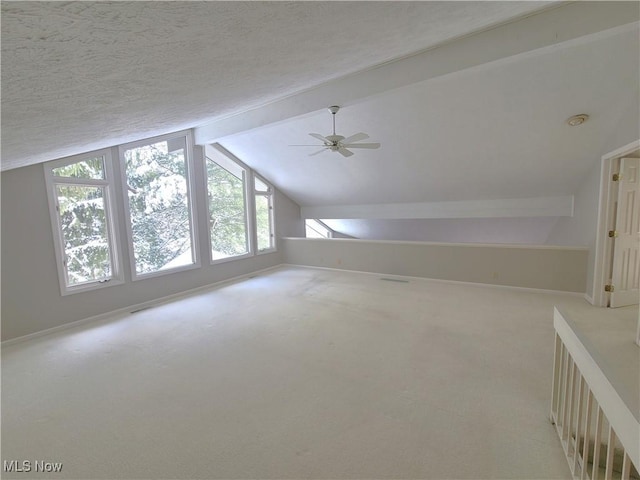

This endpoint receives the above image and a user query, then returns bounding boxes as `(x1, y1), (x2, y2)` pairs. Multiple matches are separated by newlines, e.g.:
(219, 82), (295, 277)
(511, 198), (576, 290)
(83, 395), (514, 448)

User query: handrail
(551, 307), (639, 477)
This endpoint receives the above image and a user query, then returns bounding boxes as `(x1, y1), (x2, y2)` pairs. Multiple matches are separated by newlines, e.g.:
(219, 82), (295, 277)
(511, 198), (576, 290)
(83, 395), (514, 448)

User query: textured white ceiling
(218, 25), (640, 206)
(1, 1), (556, 170)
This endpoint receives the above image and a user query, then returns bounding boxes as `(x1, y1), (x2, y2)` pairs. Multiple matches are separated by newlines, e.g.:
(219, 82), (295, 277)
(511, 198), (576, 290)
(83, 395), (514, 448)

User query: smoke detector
(566, 114), (589, 126)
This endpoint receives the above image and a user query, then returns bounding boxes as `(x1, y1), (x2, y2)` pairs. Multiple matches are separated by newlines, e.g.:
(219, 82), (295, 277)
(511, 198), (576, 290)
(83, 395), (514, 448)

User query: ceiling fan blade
(342, 142), (380, 149)
(309, 148), (328, 156)
(289, 144), (324, 147)
(309, 133), (329, 143)
(338, 147), (354, 157)
(341, 132), (369, 144)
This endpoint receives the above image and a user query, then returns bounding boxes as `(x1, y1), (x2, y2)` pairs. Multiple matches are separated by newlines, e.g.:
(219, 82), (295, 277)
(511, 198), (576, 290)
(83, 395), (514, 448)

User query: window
(205, 145), (250, 262)
(305, 219), (332, 239)
(45, 151), (122, 294)
(120, 132), (198, 278)
(254, 175), (275, 252)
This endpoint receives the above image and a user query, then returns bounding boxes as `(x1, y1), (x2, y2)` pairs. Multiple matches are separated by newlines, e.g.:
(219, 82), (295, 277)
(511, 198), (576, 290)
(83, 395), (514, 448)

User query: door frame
(592, 139), (640, 307)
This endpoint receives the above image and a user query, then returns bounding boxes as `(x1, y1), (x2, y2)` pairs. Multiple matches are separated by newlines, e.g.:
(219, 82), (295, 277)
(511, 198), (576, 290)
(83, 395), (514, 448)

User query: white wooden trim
(636, 308), (640, 347)
(281, 236), (588, 251)
(601, 139), (640, 162)
(1, 265), (284, 347)
(49, 176), (110, 186)
(592, 139), (640, 307)
(253, 172), (277, 253)
(300, 196), (574, 220)
(553, 308), (639, 469)
(210, 252), (253, 266)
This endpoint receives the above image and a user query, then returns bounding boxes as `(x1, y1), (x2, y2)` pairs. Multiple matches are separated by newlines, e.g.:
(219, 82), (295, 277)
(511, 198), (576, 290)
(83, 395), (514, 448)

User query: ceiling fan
(289, 106), (380, 157)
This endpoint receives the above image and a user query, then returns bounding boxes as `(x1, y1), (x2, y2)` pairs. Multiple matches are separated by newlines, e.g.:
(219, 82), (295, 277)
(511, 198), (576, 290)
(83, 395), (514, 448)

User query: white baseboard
(583, 293), (595, 305)
(281, 263), (585, 297)
(1, 265), (283, 347)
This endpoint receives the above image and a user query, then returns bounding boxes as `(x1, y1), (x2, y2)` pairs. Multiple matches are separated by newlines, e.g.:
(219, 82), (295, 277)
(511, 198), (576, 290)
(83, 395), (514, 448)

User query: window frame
(119, 130), (201, 281)
(253, 172), (276, 254)
(204, 144), (253, 265)
(44, 149), (124, 295)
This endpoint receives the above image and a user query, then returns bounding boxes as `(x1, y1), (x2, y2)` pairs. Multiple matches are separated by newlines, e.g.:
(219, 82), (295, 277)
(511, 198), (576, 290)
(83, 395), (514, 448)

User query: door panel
(610, 158), (640, 307)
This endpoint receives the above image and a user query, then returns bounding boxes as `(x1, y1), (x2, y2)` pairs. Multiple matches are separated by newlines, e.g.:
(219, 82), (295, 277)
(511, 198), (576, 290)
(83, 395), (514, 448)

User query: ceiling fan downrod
(328, 105), (340, 137)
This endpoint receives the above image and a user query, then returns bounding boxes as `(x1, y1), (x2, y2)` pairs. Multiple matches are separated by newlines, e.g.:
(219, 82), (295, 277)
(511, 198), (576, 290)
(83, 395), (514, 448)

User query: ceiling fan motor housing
(325, 134), (345, 144)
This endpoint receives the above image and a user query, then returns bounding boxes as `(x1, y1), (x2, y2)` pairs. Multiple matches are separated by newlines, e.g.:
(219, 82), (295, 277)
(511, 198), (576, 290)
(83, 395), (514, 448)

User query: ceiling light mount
(567, 114), (589, 126)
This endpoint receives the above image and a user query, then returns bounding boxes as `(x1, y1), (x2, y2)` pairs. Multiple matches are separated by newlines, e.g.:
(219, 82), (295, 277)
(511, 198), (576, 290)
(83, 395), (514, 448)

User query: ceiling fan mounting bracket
(328, 105), (340, 115)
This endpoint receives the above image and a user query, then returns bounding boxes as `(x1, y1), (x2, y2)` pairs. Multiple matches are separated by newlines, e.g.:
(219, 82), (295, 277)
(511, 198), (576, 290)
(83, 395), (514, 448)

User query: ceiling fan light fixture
(288, 105), (380, 157)
(566, 114), (589, 126)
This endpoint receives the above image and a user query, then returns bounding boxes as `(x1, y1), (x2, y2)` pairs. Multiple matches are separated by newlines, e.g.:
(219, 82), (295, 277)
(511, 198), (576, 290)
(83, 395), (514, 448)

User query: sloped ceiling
(217, 25), (639, 207)
(1, 1), (557, 171)
(2, 1), (639, 247)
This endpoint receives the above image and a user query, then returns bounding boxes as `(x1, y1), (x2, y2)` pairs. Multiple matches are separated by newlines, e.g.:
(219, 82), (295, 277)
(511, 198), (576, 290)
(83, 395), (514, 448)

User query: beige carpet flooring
(2, 266), (585, 479)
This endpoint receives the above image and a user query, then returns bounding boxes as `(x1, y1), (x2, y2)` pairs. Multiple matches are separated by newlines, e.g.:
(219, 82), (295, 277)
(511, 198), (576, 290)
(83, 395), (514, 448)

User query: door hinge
(604, 284), (614, 292)
(608, 230), (618, 238)
(612, 173), (621, 181)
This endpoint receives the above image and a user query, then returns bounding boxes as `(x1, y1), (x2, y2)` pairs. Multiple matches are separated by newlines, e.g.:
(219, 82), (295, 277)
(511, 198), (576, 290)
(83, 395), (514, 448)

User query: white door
(610, 158), (640, 307)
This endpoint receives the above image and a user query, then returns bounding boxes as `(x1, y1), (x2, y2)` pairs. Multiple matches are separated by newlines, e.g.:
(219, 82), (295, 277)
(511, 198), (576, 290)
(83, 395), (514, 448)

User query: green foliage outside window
(255, 194), (272, 250)
(51, 141), (277, 290)
(56, 185), (111, 285)
(125, 140), (193, 274)
(206, 160), (248, 259)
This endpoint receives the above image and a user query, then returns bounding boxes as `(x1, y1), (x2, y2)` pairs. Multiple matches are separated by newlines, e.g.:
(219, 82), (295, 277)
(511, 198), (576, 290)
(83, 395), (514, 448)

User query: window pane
(124, 138), (194, 275)
(256, 194), (272, 250)
(254, 176), (269, 193)
(56, 185), (111, 285)
(53, 157), (104, 179)
(206, 158), (249, 260)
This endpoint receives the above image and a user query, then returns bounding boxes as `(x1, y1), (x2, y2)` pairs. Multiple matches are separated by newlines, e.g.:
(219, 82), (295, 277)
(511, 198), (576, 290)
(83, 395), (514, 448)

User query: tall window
(121, 132), (198, 278)
(205, 145), (250, 262)
(254, 175), (275, 252)
(45, 151), (122, 294)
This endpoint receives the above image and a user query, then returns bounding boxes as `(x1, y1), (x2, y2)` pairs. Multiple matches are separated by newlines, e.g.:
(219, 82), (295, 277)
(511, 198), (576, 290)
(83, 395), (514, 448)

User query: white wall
(282, 237), (588, 293)
(546, 157), (602, 299)
(1, 147), (303, 341)
(323, 217), (560, 244)
(546, 101), (640, 301)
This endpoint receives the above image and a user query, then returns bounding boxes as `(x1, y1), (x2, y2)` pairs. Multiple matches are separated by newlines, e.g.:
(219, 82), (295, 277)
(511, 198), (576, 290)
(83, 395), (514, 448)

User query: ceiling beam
(195, 2), (639, 145)
(301, 196), (574, 220)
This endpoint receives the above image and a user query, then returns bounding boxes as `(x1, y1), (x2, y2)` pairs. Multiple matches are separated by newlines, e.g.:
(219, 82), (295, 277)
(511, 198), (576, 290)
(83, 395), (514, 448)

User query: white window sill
(256, 248), (277, 256)
(131, 262), (201, 282)
(210, 252), (252, 266)
(61, 277), (125, 296)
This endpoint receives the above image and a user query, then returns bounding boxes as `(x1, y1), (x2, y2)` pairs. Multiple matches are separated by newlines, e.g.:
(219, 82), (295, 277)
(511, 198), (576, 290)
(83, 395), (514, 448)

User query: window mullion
(52, 176), (109, 187)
